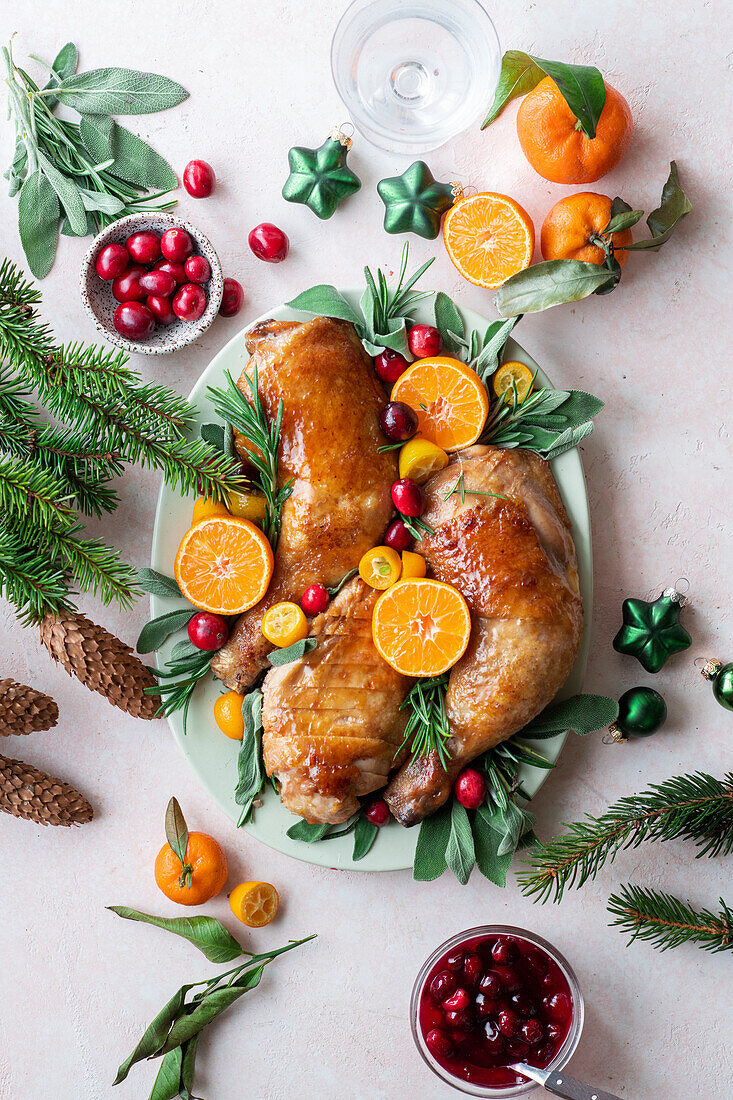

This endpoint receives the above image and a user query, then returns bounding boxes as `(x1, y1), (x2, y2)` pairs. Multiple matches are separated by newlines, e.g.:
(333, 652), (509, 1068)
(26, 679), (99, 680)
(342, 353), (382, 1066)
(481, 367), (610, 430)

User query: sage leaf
(496, 800), (536, 856)
(148, 1046), (183, 1100)
(327, 568), (357, 596)
(543, 422), (594, 459)
(287, 819), (331, 842)
(530, 56), (605, 139)
(472, 809), (513, 886)
(36, 150), (87, 235)
(413, 800), (452, 880)
(52, 67), (189, 115)
(234, 689), (265, 826)
(267, 637), (317, 666)
(76, 186), (125, 215)
(79, 114), (177, 190)
(286, 285), (361, 326)
(352, 815), (379, 861)
(495, 260), (618, 317)
(165, 797), (189, 868)
(170, 638), (199, 661)
(521, 693), (619, 738)
(620, 160), (692, 251)
(158, 966), (266, 1053)
(481, 50), (545, 128)
(137, 609), (194, 653)
(474, 316), (518, 381)
(433, 291), (465, 355)
(42, 42), (79, 111)
(60, 213), (92, 237)
(114, 984), (192, 1084)
(445, 800), (475, 885)
(200, 422), (226, 453)
(18, 171), (59, 279)
(108, 907), (244, 963)
(137, 568), (184, 600)
(540, 390), (604, 428)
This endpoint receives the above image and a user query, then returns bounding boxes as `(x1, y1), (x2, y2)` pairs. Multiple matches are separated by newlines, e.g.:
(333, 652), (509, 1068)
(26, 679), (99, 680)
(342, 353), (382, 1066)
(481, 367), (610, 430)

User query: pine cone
(39, 611), (161, 720)
(0, 753), (93, 826)
(0, 678), (59, 735)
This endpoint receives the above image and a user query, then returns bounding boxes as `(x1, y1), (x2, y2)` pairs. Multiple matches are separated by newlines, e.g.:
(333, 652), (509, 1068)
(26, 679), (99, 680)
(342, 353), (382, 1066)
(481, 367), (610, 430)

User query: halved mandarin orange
(174, 515), (273, 615)
(493, 361), (534, 406)
(372, 578), (471, 677)
(261, 601), (308, 647)
(398, 438), (449, 483)
(443, 192), (535, 289)
(391, 357), (489, 451)
(229, 880), (279, 927)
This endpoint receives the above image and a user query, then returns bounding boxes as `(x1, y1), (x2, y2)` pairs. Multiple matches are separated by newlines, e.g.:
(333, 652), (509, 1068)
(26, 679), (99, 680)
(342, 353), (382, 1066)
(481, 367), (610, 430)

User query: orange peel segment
(391, 356), (489, 451)
(372, 578), (471, 677)
(443, 192), (535, 289)
(174, 515), (273, 615)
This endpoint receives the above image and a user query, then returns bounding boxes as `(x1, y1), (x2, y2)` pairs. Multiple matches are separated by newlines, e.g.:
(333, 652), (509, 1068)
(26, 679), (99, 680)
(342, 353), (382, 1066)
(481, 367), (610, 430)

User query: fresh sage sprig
(137, 567), (183, 600)
(434, 292), (519, 383)
(267, 637), (317, 666)
(482, 51), (606, 138)
(108, 907), (244, 963)
(234, 688), (266, 826)
(147, 645), (213, 733)
(286, 809), (380, 862)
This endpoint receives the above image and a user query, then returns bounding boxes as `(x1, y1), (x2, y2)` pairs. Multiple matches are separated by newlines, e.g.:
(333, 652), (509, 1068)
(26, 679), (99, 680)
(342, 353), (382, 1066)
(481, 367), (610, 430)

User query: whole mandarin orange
(154, 831), (228, 906)
(517, 76), (633, 184)
(541, 192), (632, 267)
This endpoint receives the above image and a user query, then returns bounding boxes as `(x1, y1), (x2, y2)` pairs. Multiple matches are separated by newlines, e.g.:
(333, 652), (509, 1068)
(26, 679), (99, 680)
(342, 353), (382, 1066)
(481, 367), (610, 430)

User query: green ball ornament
(698, 658), (733, 711)
(605, 687), (668, 744)
(377, 161), (456, 239)
(613, 584), (691, 673)
(282, 130), (361, 219)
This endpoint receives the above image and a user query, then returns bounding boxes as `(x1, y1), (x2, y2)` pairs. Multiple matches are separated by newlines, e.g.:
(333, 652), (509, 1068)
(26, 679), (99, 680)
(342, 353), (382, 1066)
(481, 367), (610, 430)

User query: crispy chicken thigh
(211, 316), (397, 691)
(384, 445), (583, 826)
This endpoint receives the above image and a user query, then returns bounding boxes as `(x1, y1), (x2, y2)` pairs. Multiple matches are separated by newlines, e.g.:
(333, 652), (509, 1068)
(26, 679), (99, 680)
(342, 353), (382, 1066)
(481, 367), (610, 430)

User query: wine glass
(331, 0), (501, 154)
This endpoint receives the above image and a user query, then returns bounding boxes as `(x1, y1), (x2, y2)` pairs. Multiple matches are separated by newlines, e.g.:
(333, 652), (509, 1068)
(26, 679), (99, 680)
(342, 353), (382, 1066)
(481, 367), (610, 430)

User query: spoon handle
(543, 1069), (624, 1100)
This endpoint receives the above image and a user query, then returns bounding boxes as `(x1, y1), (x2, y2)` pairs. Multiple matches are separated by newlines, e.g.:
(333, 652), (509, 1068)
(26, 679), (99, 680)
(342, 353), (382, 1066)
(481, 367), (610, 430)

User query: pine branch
(518, 772), (733, 903)
(608, 884), (733, 953)
(0, 523), (73, 625)
(0, 453), (77, 530)
(40, 524), (140, 610)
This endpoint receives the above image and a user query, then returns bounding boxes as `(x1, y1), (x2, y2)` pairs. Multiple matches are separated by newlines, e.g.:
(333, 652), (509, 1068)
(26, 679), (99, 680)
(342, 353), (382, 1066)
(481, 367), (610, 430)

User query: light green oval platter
(150, 292), (592, 872)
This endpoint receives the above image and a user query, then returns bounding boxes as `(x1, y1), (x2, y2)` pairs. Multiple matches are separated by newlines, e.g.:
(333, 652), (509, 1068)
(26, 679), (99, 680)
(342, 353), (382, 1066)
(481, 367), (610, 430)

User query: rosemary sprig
(147, 645), (213, 734)
(518, 772), (733, 903)
(363, 243), (435, 341)
(607, 884), (733, 954)
(396, 674), (451, 767)
(398, 512), (435, 542)
(443, 472), (506, 504)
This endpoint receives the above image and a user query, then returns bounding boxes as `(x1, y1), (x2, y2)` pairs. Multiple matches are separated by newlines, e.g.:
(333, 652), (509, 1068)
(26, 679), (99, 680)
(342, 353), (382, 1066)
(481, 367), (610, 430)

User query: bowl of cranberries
(411, 927), (584, 1096)
(81, 212), (223, 355)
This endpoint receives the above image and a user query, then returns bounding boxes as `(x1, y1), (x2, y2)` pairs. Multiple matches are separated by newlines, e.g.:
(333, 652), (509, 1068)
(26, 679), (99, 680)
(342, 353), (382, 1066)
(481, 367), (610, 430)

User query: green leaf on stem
(352, 815), (379, 861)
(619, 160), (692, 251)
(137, 568), (184, 600)
(267, 637), (317, 666)
(520, 693), (619, 738)
(148, 1046), (183, 1100)
(413, 800), (452, 880)
(108, 907), (244, 963)
(157, 966), (266, 1053)
(79, 114), (178, 191)
(18, 171), (59, 279)
(136, 608), (194, 653)
(113, 984), (192, 1084)
(42, 42), (79, 111)
(481, 51), (546, 128)
(180, 1036), (198, 1095)
(165, 796), (189, 873)
(472, 809), (514, 887)
(445, 800), (475, 885)
(51, 67), (189, 115)
(494, 259), (619, 316)
(234, 689), (265, 826)
(530, 56), (605, 139)
(433, 291), (465, 355)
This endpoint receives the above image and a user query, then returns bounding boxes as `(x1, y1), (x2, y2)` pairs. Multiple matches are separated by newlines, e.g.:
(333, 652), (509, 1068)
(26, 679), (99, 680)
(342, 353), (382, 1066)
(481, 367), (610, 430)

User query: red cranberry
(184, 255), (211, 284)
(543, 992), (571, 1023)
(443, 988), (470, 1012)
(526, 949), (550, 976)
(139, 269), (176, 297)
(479, 972), (504, 999)
(113, 301), (154, 341)
(188, 611), (229, 651)
(364, 799), (390, 827)
(511, 992), (538, 1018)
(161, 227), (194, 263)
(535, 1041), (556, 1066)
(482, 1020), (505, 1055)
(380, 401), (418, 442)
(391, 478), (423, 517)
(220, 277), (244, 317)
(126, 231), (161, 265)
(430, 971), (457, 1003)
(521, 1019), (544, 1045)
(454, 768), (487, 810)
(383, 519), (412, 552)
(546, 1023), (564, 1043)
(374, 349), (409, 385)
(154, 259), (187, 286)
(445, 1008), (472, 1032)
(491, 938), (519, 966)
(183, 159), (216, 198)
(147, 295), (176, 325)
(248, 222), (289, 263)
(493, 966), (522, 993)
(112, 265), (146, 303)
(422, 1002), (444, 1032)
(95, 242), (129, 280)
(505, 1038), (530, 1059)
(301, 584), (329, 616)
(462, 953), (483, 989)
(445, 952), (465, 973)
(497, 1009), (521, 1038)
(474, 992), (500, 1019)
(425, 1029), (453, 1060)
(172, 283), (207, 322)
(408, 323), (442, 359)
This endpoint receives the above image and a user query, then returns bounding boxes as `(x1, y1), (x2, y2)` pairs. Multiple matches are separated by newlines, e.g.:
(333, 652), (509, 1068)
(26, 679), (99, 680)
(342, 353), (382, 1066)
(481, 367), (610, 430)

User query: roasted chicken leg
(384, 445), (583, 826)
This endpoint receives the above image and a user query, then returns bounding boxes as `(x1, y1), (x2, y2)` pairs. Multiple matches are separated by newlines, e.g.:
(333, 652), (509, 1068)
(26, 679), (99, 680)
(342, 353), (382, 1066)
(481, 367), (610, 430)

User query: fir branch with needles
(607, 885), (733, 954)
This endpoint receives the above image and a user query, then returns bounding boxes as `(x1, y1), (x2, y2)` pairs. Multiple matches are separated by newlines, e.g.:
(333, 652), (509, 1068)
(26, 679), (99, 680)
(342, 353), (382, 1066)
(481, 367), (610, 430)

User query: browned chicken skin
(211, 317), (397, 691)
(384, 445), (583, 826)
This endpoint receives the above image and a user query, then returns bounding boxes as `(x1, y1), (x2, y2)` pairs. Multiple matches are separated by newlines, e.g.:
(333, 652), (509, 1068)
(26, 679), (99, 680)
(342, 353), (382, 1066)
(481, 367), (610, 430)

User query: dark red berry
(183, 159), (216, 198)
(482, 1019), (505, 1055)
(462, 953), (483, 989)
(543, 992), (571, 1023)
(380, 401), (418, 442)
(184, 255), (211, 284)
(112, 265), (146, 303)
(474, 992), (500, 1019)
(505, 1037), (530, 1059)
(478, 971), (504, 999)
(161, 227), (194, 263)
(493, 965), (522, 993)
(248, 222), (289, 263)
(154, 259), (187, 286)
(147, 295), (176, 325)
(430, 970), (457, 1003)
(445, 1008), (472, 1032)
(526, 949), (550, 976)
(172, 283), (207, 322)
(95, 242), (129, 280)
(219, 277), (244, 317)
(364, 798), (390, 826)
(425, 1029), (453, 1060)
(546, 1023), (563, 1043)
(383, 519), (412, 552)
(454, 767), (486, 810)
(374, 349), (409, 385)
(126, 231), (161, 265)
(521, 1019), (544, 1045)
(491, 938), (520, 966)
(300, 584), (330, 616)
(391, 478), (423, 517)
(511, 992), (537, 1018)
(442, 988), (470, 1012)
(408, 323), (442, 359)
(535, 1041), (556, 1066)
(188, 611), (229, 651)
(139, 269), (176, 297)
(113, 301), (155, 341)
(497, 1009), (521, 1038)
(445, 951), (465, 973)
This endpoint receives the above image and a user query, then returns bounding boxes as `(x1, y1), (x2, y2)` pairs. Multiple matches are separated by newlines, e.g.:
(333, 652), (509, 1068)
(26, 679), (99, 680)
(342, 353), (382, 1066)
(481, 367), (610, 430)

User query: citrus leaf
(52, 67), (189, 115)
(165, 796), (189, 868)
(18, 171), (59, 279)
(113, 984), (192, 1083)
(157, 966), (266, 1053)
(79, 114), (177, 190)
(530, 56), (606, 139)
(413, 800), (452, 881)
(137, 568), (183, 600)
(605, 208), (644, 233)
(180, 1036), (198, 1094)
(108, 907), (244, 963)
(136, 608), (193, 653)
(481, 50), (545, 128)
(494, 259), (618, 316)
(148, 1046), (183, 1100)
(352, 815), (379, 861)
(619, 160), (692, 252)
(267, 637), (317, 666)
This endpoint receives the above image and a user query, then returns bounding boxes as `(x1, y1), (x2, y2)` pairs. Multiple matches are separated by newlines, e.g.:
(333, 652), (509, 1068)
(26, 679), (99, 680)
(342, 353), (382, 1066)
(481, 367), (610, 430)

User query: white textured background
(1, 1), (731, 1097)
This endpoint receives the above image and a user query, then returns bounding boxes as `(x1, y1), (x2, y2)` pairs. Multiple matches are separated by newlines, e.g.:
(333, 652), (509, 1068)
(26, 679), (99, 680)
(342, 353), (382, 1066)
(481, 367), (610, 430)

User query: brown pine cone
(0, 679), (59, 735)
(39, 611), (161, 720)
(0, 753), (93, 826)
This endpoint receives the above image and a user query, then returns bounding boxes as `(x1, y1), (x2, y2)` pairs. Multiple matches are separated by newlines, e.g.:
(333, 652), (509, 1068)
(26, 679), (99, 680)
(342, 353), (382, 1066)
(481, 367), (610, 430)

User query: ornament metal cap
(328, 126), (353, 150)
(697, 657), (722, 680)
(602, 722), (628, 745)
(663, 584), (688, 607)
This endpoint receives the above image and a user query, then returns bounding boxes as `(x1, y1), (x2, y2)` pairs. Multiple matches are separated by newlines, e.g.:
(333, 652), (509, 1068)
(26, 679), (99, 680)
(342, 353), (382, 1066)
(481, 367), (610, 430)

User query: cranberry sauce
(418, 933), (573, 1089)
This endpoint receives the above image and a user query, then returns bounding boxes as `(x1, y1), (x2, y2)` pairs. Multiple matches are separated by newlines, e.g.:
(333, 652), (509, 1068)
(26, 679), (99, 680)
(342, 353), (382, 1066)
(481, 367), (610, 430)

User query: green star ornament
(282, 130), (361, 219)
(377, 161), (456, 239)
(613, 585), (692, 673)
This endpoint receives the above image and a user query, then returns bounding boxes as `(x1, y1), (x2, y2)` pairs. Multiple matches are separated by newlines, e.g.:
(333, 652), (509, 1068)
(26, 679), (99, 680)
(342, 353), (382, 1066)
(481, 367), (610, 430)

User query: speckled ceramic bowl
(80, 212), (223, 355)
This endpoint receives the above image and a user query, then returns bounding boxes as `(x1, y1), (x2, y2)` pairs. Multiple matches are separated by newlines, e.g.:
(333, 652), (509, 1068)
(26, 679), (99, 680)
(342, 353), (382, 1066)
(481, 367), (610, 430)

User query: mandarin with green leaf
(155, 831), (228, 905)
(541, 193), (633, 267)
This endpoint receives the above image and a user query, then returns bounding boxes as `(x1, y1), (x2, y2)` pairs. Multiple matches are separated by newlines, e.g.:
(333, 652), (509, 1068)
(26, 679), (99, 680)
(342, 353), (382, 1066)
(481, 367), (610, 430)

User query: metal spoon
(508, 1062), (624, 1100)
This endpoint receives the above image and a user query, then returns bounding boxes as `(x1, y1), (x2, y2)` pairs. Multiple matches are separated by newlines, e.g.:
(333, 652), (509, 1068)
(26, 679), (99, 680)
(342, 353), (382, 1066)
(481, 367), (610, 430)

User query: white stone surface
(1, 1), (731, 1097)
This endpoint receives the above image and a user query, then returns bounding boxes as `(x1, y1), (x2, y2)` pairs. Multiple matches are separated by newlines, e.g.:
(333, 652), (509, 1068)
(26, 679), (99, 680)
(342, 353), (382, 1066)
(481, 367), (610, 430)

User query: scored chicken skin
(384, 445), (583, 826)
(211, 316), (397, 691)
(262, 578), (412, 824)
